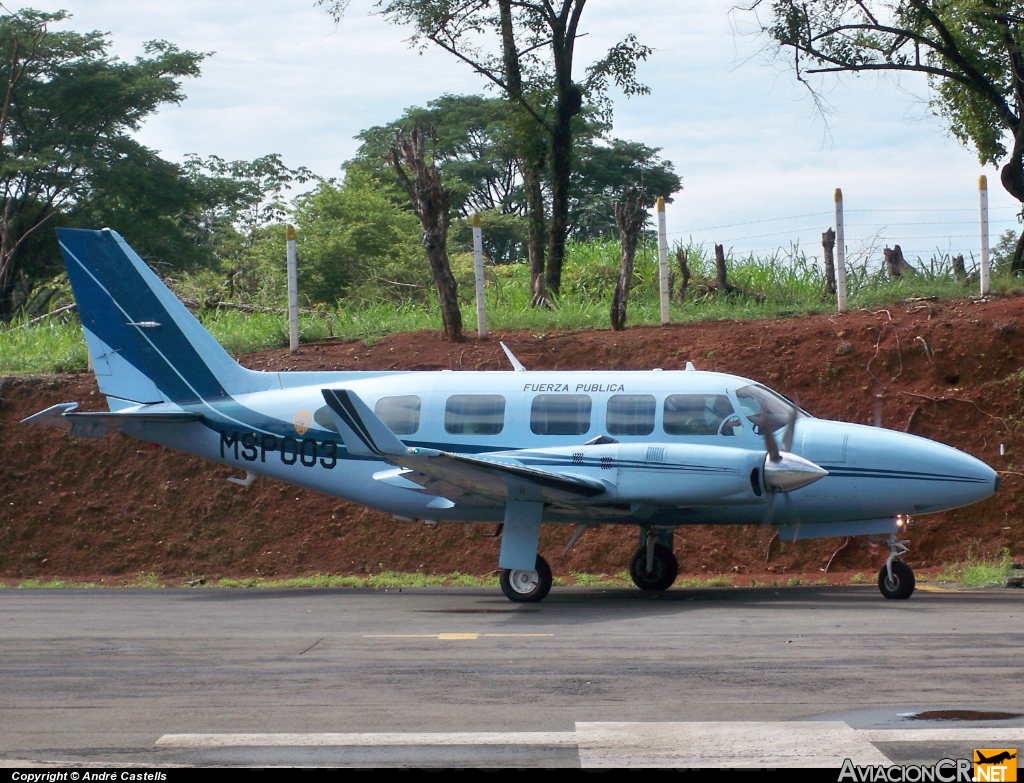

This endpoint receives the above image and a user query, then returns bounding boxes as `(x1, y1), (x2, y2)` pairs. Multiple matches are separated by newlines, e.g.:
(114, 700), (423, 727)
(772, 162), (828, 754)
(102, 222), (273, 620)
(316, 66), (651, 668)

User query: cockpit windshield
(734, 385), (807, 434)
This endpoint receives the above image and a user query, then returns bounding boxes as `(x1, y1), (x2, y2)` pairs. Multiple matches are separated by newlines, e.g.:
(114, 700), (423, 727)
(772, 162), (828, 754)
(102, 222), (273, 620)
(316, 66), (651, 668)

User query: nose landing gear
(628, 527), (679, 592)
(878, 534), (915, 599)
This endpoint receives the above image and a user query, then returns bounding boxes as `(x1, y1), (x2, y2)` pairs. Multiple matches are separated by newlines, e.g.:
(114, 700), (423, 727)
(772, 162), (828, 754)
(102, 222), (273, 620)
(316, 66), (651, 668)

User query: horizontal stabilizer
(22, 402), (202, 439)
(321, 388), (408, 457)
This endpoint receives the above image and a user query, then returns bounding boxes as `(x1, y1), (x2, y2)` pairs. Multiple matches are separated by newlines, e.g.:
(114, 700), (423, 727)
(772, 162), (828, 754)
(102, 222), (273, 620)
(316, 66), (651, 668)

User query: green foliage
(352, 94), (519, 218)
(569, 138), (681, 240)
(932, 549), (1015, 587)
(210, 572), (498, 588)
(290, 171), (426, 305)
(0, 9), (207, 320)
(10, 237), (1024, 373)
(759, 1), (1024, 205)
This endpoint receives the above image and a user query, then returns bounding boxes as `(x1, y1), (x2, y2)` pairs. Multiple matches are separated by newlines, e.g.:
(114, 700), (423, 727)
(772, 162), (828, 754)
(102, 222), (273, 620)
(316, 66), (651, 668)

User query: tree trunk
(499, 0), (550, 306)
(609, 188), (646, 331)
(544, 106), (575, 297)
(522, 159), (549, 306)
(884, 245), (913, 278)
(387, 125), (462, 342)
(543, 10), (583, 298)
(675, 246), (690, 303)
(714, 243), (728, 287)
(1011, 226), (1024, 276)
(822, 228), (837, 295)
(952, 254), (967, 281)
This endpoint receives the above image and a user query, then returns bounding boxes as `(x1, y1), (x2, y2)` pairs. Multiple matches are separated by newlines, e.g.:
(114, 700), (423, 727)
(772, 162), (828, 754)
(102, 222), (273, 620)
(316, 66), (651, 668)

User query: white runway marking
(156, 732), (576, 748)
(575, 722), (889, 767)
(156, 722), (1024, 766)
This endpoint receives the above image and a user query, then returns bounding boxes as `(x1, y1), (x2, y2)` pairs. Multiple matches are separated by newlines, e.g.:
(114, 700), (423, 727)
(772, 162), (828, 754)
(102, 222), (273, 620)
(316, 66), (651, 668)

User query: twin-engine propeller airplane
(25, 229), (999, 602)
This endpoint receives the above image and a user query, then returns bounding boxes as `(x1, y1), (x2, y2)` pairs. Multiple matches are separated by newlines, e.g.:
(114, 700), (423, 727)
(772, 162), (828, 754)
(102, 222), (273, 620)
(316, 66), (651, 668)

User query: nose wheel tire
(628, 544), (679, 591)
(878, 560), (915, 599)
(500, 555), (553, 603)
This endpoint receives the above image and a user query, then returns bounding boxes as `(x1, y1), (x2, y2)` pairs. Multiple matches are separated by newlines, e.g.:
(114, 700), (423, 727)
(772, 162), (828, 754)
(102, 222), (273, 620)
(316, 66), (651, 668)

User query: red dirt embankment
(1, 295), (1021, 584)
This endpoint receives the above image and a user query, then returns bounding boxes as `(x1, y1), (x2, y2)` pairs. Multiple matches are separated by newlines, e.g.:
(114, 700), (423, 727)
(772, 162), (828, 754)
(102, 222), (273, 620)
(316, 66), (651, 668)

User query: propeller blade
(780, 405), (798, 453)
(760, 407), (781, 462)
(763, 489), (776, 527)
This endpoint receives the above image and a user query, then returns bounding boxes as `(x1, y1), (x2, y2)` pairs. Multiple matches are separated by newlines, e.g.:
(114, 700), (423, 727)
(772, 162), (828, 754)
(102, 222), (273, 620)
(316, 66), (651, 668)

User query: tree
(0, 9), (206, 320)
(609, 186), (646, 331)
(290, 168), (425, 305)
(320, 0), (653, 297)
(569, 138), (680, 241)
(753, 0), (1024, 270)
(387, 125), (463, 341)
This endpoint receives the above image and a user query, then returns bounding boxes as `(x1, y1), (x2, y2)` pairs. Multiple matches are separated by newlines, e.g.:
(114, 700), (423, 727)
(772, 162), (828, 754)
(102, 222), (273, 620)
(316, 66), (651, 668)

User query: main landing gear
(628, 527), (679, 592)
(878, 534), (915, 600)
(500, 555), (553, 603)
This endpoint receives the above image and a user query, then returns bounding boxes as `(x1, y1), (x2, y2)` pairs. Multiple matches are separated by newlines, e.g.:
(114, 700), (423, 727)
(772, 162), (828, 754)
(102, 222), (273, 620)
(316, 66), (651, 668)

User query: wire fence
(667, 205), (1020, 266)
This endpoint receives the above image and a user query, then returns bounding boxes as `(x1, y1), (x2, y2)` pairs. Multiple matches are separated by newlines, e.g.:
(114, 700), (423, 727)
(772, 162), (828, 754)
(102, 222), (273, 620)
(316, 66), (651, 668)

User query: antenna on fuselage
(685, 361), (696, 371)
(500, 342), (527, 371)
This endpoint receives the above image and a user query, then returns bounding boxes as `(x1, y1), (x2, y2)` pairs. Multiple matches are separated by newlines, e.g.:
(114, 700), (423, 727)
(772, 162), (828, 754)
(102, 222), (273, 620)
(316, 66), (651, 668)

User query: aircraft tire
(878, 560), (915, 599)
(500, 555), (553, 603)
(628, 544), (679, 592)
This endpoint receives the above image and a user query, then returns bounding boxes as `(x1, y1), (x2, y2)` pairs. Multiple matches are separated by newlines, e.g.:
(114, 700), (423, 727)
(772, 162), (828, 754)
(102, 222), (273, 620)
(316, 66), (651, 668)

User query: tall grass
(4, 239), (1024, 374)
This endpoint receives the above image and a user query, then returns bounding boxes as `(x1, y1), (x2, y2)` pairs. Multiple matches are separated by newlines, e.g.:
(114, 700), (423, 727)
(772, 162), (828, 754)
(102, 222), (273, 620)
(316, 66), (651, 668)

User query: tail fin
(57, 228), (270, 405)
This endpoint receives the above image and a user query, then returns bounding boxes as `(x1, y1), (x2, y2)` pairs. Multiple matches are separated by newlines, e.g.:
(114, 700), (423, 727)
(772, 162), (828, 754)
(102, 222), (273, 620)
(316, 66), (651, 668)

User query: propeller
(760, 402), (827, 527)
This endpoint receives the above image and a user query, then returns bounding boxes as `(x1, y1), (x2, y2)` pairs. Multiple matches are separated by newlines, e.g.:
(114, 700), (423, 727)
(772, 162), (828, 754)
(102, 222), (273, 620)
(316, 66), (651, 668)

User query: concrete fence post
(286, 224), (299, 353)
(472, 213), (487, 339)
(834, 188), (848, 313)
(657, 196), (670, 324)
(979, 175), (991, 295)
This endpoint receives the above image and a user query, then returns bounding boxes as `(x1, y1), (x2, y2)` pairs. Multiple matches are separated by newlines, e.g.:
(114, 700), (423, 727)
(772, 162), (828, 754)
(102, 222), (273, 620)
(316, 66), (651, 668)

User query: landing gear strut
(628, 527), (679, 592)
(877, 534), (915, 600)
(500, 555), (553, 603)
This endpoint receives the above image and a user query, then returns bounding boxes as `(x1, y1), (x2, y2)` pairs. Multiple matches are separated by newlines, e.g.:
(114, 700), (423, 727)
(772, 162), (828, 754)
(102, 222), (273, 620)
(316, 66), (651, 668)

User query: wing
(22, 402), (202, 439)
(322, 388), (608, 507)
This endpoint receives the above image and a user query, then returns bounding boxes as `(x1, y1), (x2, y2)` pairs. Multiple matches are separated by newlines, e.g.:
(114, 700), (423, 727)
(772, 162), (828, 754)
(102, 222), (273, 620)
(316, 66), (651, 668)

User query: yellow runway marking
(917, 585), (960, 593)
(363, 633), (555, 640)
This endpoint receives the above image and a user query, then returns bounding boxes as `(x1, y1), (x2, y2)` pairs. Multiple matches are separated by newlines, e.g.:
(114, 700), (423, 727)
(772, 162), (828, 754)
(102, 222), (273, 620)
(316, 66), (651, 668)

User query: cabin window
(444, 395), (505, 435)
(375, 395), (421, 435)
(606, 394), (655, 436)
(531, 394), (592, 435)
(664, 394), (736, 436)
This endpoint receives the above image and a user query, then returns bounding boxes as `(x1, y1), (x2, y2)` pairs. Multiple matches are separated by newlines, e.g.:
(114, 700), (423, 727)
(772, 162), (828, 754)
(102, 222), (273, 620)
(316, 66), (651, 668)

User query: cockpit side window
(664, 394), (736, 435)
(734, 385), (802, 434)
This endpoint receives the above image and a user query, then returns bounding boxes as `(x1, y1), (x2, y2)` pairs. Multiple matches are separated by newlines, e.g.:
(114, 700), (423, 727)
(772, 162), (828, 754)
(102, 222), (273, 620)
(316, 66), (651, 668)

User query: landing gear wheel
(628, 544), (679, 591)
(878, 560), (915, 600)
(500, 555), (553, 603)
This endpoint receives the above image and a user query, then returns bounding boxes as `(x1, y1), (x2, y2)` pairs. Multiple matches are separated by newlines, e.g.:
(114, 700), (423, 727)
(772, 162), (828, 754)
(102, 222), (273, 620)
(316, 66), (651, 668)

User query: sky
(14, 0), (1022, 265)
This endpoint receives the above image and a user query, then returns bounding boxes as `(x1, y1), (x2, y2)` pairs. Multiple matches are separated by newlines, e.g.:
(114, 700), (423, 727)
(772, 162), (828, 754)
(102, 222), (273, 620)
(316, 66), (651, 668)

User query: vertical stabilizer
(56, 228), (272, 404)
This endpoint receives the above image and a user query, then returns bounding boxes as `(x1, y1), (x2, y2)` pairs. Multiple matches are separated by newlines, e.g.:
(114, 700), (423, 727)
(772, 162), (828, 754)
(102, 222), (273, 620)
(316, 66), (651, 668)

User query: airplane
(23, 228), (1000, 603)
(976, 752), (1016, 765)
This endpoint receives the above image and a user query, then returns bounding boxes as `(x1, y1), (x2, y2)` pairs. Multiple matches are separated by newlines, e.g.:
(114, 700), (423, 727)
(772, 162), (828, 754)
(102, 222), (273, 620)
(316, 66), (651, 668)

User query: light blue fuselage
(126, 368), (997, 530)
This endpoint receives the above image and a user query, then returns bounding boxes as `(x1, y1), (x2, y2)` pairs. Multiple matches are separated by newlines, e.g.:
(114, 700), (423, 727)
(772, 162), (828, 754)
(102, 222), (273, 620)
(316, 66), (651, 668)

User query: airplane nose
(859, 428), (998, 514)
(800, 422), (998, 516)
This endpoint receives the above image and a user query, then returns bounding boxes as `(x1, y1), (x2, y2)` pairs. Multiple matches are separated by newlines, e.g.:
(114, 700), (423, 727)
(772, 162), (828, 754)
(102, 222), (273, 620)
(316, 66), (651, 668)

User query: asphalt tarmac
(1, 585), (1022, 767)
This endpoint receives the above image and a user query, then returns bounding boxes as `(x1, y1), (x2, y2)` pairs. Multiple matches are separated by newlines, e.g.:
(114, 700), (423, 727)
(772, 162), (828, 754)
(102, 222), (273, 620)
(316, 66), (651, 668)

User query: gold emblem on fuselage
(294, 409), (312, 436)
